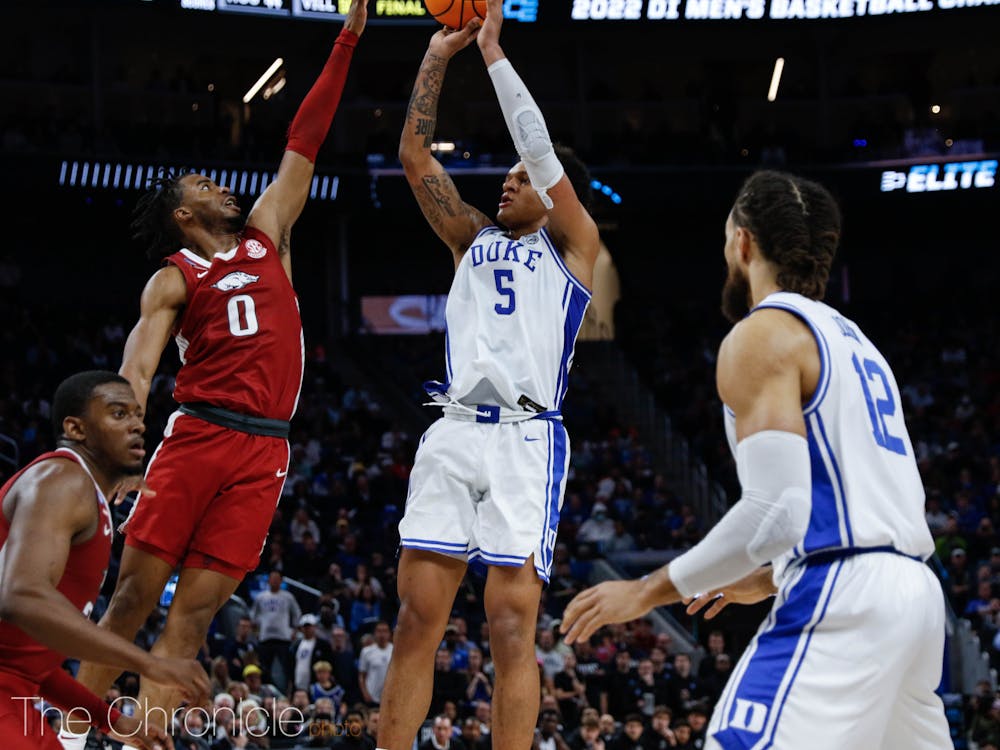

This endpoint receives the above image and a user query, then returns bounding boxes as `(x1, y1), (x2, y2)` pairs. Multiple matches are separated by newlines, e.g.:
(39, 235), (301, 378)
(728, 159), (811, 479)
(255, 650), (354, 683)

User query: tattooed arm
(399, 26), (492, 265)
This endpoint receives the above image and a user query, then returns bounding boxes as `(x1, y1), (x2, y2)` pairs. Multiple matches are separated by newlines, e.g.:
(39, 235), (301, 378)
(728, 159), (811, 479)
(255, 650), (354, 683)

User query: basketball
(423, 0), (487, 29)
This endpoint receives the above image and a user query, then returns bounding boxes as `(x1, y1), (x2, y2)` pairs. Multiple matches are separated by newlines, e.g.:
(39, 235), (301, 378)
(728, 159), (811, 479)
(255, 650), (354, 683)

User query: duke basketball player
(560, 171), (950, 749)
(376, 4), (602, 750)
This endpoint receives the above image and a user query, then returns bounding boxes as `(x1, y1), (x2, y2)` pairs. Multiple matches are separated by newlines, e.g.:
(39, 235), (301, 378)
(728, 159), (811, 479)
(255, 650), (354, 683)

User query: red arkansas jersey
(0, 449), (112, 680)
(166, 226), (304, 421)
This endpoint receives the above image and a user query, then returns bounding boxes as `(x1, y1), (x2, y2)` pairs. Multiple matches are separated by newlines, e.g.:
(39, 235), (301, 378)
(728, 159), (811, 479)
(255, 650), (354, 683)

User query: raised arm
(560, 311), (814, 644)
(247, 0), (368, 274)
(476, 0), (599, 286)
(121, 265), (186, 413)
(399, 27), (492, 264)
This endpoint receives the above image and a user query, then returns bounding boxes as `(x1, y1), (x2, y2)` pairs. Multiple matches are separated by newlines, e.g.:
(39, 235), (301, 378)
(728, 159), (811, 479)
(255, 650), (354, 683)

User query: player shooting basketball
(377, 2), (601, 749)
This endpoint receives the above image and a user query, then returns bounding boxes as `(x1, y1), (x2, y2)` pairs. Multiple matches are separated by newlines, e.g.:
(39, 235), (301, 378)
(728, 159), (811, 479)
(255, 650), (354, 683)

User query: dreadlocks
(130, 169), (190, 260)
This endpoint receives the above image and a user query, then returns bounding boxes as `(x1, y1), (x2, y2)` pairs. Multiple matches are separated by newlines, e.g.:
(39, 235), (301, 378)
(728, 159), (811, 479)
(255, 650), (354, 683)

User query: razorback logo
(212, 271), (260, 292)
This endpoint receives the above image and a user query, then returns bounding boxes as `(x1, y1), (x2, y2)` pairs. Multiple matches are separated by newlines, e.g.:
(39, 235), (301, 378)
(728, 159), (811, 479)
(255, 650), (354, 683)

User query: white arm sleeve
(487, 58), (564, 209)
(668, 430), (812, 598)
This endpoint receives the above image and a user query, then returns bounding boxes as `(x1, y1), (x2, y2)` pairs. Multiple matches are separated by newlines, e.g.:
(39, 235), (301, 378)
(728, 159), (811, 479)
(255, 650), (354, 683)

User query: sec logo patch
(246, 239), (267, 259)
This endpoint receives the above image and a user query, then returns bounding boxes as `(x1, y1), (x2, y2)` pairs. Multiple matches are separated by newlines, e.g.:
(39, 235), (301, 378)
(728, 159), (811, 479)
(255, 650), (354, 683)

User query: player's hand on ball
(110, 713), (174, 750)
(428, 21), (483, 59)
(560, 579), (653, 645)
(344, 0), (369, 36)
(476, 0), (504, 51)
(684, 567), (778, 620)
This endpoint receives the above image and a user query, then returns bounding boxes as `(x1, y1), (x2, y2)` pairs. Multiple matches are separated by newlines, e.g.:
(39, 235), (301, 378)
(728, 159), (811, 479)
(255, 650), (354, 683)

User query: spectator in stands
(573, 639), (608, 713)
(291, 506), (322, 544)
(432, 647), (469, 715)
(578, 503), (616, 547)
(307, 697), (339, 747)
(474, 700), (493, 737)
(570, 715), (604, 750)
(925, 492), (949, 535)
(358, 620), (393, 706)
(351, 582), (382, 635)
(334, 707), (376, 750)
(686, 703), (709, 746)
(935, 515), (968, 559)
(666, 653), (706, 715)
(696, 631), (725, 681)
(534, 709), (571, 750)
(421, 714), (468, 750)
(552, 650), (586, 730)
(643, 706), (677, 750)
(347, 561), (386, 600)
(293, 613), (336, 693)
(604, 520), (637, 554)
(331, 625), (360, 702)
(671, 720), (693, 750)
(634, 658), (668, 717)
(462, 715), (491, 750)
(465, 647), (493, 706)
(310, 660), (346, 711)
(607, 649), (638, 717)
(251, 571), (302, 688)
(609, 714), (645, 750)
(947, 547), (973, 611)
(701, 653), (733, 704)
(537, 628), (566, 683)
(243, 664), (283, 704)
(598, 714), (618, 748)
(317, 600), (346, 640)
(443, 622), (471, 671)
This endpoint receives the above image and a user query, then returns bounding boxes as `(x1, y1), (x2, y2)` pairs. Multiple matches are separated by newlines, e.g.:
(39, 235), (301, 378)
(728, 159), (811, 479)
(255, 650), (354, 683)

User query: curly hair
(131, 169), (191, 260)
(731, 170), (841, 300)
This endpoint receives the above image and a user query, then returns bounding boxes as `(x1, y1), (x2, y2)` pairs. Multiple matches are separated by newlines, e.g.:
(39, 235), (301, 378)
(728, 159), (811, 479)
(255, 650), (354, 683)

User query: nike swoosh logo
(197, 271), (209, 279)
(103, 524), (112, 537)
(276, 469), (288, 477)
(524, 436), (541, 442)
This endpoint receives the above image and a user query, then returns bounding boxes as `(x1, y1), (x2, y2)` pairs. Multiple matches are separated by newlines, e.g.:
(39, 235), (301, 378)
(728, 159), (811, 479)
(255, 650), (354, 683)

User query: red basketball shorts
(122, 411), (290, 580)
(0, 671), (63, 750)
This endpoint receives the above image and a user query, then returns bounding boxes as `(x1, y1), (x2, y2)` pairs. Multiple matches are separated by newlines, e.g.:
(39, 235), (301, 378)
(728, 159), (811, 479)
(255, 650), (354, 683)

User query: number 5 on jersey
(494, 269), (515, 315)
(228, 294), (259, 337)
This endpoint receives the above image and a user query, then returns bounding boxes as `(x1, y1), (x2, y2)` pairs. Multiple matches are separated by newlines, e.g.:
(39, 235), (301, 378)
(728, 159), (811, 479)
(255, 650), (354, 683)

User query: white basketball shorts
(398, 416), (569, 582)
(705, 551), (950, 750)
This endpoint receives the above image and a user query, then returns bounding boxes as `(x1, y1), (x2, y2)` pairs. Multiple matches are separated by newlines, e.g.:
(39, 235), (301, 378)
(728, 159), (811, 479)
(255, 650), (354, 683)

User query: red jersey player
(64, 1), (370, 745)
(0, 371), (208, 749)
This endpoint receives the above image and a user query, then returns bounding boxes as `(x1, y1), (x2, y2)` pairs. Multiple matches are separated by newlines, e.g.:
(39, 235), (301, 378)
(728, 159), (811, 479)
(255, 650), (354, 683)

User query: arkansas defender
(0, 371), (207, 749)
(63, 2), (370, 745)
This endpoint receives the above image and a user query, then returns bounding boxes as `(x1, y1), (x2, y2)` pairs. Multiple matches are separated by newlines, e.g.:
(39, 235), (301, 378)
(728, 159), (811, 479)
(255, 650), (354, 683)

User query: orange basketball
(424, 0), (488, 29)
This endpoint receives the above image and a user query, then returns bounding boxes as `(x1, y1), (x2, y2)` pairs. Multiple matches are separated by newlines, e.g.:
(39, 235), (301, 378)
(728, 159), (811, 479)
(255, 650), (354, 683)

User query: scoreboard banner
(179, 0), (540, 23)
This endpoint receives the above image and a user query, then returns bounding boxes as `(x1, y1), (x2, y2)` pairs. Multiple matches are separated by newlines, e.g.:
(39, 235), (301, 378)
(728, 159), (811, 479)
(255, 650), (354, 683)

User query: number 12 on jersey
(851, 353), (906, 456)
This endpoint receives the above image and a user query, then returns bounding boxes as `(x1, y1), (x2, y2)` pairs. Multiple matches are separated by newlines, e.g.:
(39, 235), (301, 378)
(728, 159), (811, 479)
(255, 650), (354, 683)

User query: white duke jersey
(427, 225), (591, 416)
(723, 292), (934, 577)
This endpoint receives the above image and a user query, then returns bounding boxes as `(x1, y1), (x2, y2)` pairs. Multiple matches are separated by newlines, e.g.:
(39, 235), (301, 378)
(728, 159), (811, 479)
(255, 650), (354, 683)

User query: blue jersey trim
(712, 562), (840, 749)
(814, 412), (854, 547)
(761, 560), (844, 749)
(751, 302), (831, 415)
(555, 286), (590, 409)
(539, 227), (592, 299)
(541, 421), (567, 577)
(802, 422), (846, 552)
(401, 537), (467, 550)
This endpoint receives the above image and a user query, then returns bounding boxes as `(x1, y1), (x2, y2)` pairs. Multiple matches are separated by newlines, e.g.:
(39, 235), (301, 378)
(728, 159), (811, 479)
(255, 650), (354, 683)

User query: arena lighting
(243, 58), (284, 104)
(930, 104), (941, 114)
(590, 179), (623, 205)
(430, 142), (456, 153)
(767, 57), (785, 102)
(58, 159), (340, 201)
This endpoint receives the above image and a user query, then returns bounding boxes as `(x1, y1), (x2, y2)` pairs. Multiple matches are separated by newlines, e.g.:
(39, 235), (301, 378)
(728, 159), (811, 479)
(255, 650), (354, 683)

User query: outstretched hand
(344, 0), (369, 36)
(560, 578), (652, 645)
(683, 567), (777, 620)
(428, 19), (482, 59)
(476, 0), (505, 52)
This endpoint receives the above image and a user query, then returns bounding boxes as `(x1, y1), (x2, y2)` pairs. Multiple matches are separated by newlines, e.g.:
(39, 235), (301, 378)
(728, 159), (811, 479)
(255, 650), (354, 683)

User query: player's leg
(131, 430), (284, 735)
(483, 557), (544, 750)
(132, 564), (241, 733)
(880, 563), (950, 750)
(380, 419), (479, 750)
(62, 544), (177, 744)
(377, 548), (467, 750)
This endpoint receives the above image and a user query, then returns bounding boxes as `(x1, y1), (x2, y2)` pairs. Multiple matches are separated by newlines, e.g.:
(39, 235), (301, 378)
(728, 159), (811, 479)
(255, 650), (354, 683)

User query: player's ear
(735, 226), (754, 265)
(61, 416), (86, 443)
(173, 205), (193, 224)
